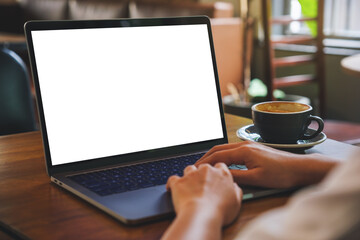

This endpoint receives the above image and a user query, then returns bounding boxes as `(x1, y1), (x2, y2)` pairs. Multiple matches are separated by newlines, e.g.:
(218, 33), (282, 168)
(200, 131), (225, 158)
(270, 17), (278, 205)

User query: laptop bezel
(24, 16), (228, 176)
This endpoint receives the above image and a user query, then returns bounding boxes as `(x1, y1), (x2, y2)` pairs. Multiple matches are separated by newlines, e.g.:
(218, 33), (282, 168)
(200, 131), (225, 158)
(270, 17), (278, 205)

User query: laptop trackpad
(101, 185), (174, 223)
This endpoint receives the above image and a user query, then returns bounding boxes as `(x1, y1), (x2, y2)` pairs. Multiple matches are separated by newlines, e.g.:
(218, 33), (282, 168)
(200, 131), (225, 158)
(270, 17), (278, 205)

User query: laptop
(25, 16), (284, 225)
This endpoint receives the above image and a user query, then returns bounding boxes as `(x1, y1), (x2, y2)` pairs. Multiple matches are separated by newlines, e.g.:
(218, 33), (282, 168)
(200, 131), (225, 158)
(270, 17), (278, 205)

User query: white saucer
(236, 124), (327, 149)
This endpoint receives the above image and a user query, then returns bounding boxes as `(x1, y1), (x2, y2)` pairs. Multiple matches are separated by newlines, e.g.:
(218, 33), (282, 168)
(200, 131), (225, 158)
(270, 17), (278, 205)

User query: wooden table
(0, 114), (358, 239)
(341, 53), (360, 77)
(0, 33), (25, 43)
(0, 33), (26, 51)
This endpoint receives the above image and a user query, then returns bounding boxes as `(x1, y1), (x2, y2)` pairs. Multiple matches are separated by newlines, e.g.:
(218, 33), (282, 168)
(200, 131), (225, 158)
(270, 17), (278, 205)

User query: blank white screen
(32, 24), (224, 165)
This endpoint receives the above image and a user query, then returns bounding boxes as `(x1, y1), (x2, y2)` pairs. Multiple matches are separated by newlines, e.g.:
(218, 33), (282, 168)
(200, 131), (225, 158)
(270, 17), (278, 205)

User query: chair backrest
(0, 48), (36, 135)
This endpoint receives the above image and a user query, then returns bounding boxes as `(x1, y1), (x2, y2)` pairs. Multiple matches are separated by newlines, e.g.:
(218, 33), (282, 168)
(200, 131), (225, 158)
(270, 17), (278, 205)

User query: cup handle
(301, 115), (324, 140)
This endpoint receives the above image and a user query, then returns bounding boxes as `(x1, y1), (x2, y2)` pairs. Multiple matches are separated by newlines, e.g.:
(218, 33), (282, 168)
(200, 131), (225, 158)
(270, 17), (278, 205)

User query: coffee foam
(255, 102), (310, 113)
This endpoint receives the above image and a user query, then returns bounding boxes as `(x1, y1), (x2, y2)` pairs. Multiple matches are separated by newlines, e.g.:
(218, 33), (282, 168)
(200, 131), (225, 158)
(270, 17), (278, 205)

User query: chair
(261, 0), (326, 116)
(0, 47), (36, 135)
(261, 0), (360, 145)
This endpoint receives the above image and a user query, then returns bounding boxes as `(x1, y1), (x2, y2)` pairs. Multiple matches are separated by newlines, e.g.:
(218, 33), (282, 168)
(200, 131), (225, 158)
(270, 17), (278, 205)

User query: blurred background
(1, 0), (360, 143)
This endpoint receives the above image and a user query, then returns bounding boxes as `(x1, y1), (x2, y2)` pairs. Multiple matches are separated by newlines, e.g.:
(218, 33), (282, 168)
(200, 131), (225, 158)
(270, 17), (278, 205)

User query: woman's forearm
(161, 202), (223, 240)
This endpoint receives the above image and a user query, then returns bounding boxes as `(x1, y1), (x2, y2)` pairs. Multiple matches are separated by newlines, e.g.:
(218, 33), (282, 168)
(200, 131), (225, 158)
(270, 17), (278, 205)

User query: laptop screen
(29, 20), (225, 166)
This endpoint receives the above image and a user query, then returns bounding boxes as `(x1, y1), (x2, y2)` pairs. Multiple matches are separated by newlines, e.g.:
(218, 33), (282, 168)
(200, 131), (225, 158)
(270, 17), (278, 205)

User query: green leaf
(298, 0), (318, 36)
(247, 78), (267, 97)
(247, 79), (286, 101)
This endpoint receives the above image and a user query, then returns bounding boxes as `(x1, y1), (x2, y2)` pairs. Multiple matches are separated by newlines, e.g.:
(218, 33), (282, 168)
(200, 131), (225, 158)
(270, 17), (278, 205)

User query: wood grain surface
(0, 114), (333, 239)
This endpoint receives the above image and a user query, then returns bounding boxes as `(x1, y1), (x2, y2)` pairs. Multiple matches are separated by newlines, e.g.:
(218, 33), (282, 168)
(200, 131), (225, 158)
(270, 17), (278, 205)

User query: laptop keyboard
(68, 153), (205, 196)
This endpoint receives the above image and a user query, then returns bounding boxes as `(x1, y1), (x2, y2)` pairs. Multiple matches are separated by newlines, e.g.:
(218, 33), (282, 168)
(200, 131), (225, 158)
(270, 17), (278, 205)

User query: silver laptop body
(25, 16), (229, 224)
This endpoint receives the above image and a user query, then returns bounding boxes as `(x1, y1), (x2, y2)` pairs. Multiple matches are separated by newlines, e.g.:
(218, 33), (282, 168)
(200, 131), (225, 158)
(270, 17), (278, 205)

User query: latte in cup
(255, 102), (310, 113)
(251, 101), (324, 144)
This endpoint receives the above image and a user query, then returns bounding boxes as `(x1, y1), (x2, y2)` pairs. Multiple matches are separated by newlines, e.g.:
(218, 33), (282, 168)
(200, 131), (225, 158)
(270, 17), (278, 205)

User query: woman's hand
(195, 141), (338, 189)
(162, 163), (242, 240)
(167, 163), (242, 225)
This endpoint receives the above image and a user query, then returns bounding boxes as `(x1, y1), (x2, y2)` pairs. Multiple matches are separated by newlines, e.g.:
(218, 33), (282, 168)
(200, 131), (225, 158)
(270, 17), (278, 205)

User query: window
(324, 0), (360, 38)
(273, 0), (360, 39)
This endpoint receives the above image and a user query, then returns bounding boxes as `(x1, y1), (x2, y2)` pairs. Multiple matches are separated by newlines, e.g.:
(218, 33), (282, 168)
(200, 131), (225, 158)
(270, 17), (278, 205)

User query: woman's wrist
(162, 201), (224, 240)
(179, 200), (224, 228)
(289, 154), (339, 187)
